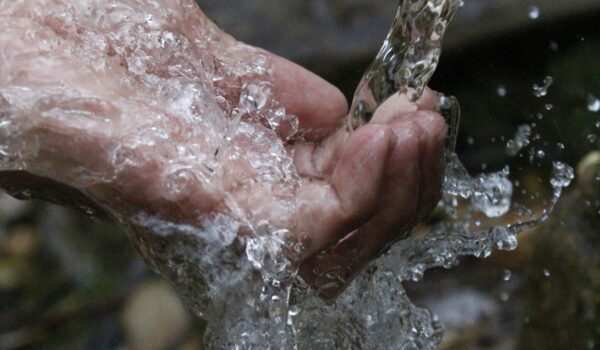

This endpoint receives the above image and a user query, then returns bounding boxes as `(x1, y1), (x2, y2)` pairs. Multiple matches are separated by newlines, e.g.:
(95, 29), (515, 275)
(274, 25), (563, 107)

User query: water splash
(506, 124), (532, 156)
(588, 94), (600, 112)
(0, 1), (576, 349)
(528, 6), (541, 20)
(533, 76), (554, 97)
(347, 0), (463, 130)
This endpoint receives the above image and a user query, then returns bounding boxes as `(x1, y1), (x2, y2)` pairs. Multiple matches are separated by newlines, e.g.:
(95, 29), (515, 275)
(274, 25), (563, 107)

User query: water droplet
(528, 6), (540, 20)
(502, 269), (512, 281)
(537, 150), (546, 158)
(533, 76), (553, 97)
(500, 292), (510, 302)
(288, 306), (300, 317)
(496, 85), (507, 97)
(557, 142), (565, 150)
(467, 136), (475, 145)
(551, 162), (575, 189)
(543, 268), (551, 277)
(588, 95), (600, 112)
(240, 82), (271, 111)
(506, 124), (532, 156)
(544, 103), (553, 111)
(18, 189), (32, 200)
(549, 41), (559, 51)
(471, 168), (513, 218)
(588, 134), (598, 144)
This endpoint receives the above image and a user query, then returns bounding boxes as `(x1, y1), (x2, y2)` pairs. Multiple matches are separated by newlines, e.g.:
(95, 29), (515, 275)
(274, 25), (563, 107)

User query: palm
(0, 0), (447, 295)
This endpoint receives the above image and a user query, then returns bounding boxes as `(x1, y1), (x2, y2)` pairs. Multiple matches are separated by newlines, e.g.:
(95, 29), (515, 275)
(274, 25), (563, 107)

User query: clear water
(348, 0), (463, 130)
(0, 1), (575, 349)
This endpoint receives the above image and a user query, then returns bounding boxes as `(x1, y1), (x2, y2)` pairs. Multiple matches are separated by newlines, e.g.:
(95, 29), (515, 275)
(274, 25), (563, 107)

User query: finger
(269, 53), (348, 140)
(369, 93), (417, 124)
(300, 119), (423, 297)
(416, 87), (439, 112)
(302, 111), (447, 298)
(412, 110), (447, 217)
(293, 124), (394, 257)
(290, 128), (348, 179)
(369, 88), (440, 125)
(339, 113), (446, 260)
(290, 88), (440, 180)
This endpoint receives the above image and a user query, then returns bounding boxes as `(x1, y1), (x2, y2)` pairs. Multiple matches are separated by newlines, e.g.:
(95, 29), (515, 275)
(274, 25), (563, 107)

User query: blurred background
(1, 0), (599, 349)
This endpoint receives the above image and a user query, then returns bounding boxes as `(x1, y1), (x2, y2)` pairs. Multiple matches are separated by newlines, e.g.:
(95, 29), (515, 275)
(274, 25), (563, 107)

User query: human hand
(0, 0), (446, 297)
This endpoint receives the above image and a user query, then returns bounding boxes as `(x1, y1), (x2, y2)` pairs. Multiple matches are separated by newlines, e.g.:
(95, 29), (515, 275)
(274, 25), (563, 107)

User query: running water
(0, 1), (575, 349)
(348, 0), (463, 135)
(201, 0), (574, 348)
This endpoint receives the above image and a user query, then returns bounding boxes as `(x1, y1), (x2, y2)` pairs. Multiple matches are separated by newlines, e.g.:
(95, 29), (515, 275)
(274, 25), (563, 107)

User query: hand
(0, 0), (447, 297)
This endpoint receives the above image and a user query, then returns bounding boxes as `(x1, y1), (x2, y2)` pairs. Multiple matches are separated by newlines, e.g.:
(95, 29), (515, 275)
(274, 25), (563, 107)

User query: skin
(0, 0), (447, 297)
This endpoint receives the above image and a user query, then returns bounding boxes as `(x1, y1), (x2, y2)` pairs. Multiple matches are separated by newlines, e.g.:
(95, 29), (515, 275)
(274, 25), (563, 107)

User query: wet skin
(0, 0), (446, 296)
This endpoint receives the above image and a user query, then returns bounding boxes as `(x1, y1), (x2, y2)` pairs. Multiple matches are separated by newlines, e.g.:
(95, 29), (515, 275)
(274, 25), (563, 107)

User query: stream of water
(0, 0), (576, 349)
(197, 1), (574, 348)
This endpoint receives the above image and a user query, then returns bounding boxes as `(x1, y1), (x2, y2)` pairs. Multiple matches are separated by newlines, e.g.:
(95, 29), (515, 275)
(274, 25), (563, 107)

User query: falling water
(0, 0), (575, 349)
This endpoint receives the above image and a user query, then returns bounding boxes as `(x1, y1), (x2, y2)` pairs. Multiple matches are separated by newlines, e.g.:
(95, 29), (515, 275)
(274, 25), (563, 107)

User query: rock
(0, 258), (23, 289)
(576, 151), (600, 200)
(4, 225), (39, 257)
(122, 279), (191, 350)
(0, 193), (30, 221)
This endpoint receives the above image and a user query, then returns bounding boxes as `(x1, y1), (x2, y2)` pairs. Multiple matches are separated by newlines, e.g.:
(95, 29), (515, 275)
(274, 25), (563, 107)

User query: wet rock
(576, 151), (600, 200)
(3, 225), (38, 258)
(0, 258), (23, 289)
(122, 280), (191, 350)
(0, 194), (30, 221)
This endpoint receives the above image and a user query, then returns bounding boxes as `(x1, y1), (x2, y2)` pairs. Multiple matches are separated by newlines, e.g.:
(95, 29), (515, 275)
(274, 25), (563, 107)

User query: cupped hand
(0, 0), (446, 296)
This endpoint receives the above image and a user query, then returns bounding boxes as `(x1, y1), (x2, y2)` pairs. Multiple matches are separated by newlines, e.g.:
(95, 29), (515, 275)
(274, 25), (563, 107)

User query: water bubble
(496, 85), (507, 97)
(495, 230), (519, 251)
(543, 269), (551, 277)
(549, 41), (559, 51)
(467, 136), (475, 145)
(533, 76), (553, 97)
(536, 150), (546, 158)
(544, 103), (553, 111)
(506, 124), (532, 156)
(471, 168), (513, 218)
(588, 134), (598, 144)
(587, 339), (595, 350)
(551, 161), (575, 189)
(588, 95), (600, 112)
(528, 6), (540, 20)
(557, 142), (565, 150)
(500, 292), (510, 302)
(502, 269), (512, 281)
(240, 82), (271, 111)
(408, 263), (425, 282)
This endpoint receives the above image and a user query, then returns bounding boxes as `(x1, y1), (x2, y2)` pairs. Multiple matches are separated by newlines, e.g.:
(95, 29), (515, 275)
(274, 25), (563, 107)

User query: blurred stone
(179, 332), (206, 350)
(0, 193), (30, 221)
(122, 279), (191, 350)
(0, 258), (28, 289)
(4, 225), (38, 257)
(426, 288), (499, 329)
(576, 151), (600, 200)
